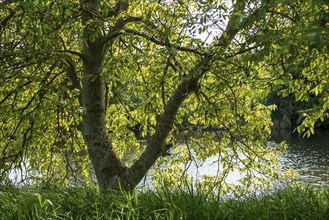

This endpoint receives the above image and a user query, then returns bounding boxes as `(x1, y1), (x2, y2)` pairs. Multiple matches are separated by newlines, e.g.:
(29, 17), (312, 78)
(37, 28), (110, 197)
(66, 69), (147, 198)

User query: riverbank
(1, 185), (328, 219)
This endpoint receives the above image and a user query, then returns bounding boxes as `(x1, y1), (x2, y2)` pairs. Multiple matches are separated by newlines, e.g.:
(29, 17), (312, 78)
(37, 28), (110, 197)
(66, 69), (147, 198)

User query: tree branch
(267, 9), (297, 23)
(65, 58), (83, 106)
(0, 11), (15, 32)
(99, 16), (140, 46)
(57, 50), (87, 61)
(114, 16), (143, 30)
(106, 0), (129, 18)
(123, 29), (205, 56)
(122, 55), (212, 189)
(118, 1), (264, 190)
(214, 0), (247, 47)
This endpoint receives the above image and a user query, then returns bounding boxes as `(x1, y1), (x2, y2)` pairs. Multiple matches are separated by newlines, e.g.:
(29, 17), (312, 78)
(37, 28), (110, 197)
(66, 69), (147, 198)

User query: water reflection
(272, 129), (329, 186)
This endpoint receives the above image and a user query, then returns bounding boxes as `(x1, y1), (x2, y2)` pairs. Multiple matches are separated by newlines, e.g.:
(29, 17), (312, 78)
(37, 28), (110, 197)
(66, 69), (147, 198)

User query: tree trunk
(81, 53), (127, 189)
(80, 0), (128, 190)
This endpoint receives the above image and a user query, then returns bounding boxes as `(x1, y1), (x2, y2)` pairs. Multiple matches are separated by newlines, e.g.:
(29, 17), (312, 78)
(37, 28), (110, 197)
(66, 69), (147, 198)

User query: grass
(0, 184), (329, 219)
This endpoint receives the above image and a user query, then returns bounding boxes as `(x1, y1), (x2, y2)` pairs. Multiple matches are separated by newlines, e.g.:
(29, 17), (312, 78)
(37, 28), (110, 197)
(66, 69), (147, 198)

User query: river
(138, 129), (329, 190)
(272, 129), (329, 186)
(183, 129), (329, 187)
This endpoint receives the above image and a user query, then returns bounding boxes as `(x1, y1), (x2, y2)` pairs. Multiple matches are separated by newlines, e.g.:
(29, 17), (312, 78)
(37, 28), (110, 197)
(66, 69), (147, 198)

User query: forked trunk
(79, 0), (243, 191)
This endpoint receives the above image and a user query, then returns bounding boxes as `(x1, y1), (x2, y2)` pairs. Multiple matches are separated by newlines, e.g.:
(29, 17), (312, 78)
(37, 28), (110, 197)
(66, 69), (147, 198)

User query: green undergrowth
(0, 184), (329, 219)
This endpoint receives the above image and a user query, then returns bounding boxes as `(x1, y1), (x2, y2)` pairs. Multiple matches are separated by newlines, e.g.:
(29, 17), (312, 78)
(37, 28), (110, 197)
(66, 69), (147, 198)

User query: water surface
(272, 129), (329, 186)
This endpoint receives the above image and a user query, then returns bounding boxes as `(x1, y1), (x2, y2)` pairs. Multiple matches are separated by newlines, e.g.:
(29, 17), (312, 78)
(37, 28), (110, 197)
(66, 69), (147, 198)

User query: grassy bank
(1, 185), (328, 219)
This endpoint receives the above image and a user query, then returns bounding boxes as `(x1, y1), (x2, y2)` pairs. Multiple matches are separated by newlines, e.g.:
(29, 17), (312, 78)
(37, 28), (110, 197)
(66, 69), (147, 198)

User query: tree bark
(80, 0), (127, 190)
(81, 56), (127, 189)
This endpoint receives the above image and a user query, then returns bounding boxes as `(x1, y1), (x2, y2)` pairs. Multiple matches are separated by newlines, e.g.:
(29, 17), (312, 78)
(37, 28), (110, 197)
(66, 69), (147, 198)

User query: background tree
(1, 0), (326, 191)
(259, 0), (329, 136)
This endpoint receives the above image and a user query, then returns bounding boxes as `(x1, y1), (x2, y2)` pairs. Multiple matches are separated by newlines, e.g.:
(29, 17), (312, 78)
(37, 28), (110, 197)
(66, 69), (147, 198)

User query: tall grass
(1, 184), (329, 219)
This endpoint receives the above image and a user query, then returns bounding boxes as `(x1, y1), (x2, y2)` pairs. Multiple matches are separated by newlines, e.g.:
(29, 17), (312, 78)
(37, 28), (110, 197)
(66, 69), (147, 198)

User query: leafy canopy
(0, 0), (327, 192)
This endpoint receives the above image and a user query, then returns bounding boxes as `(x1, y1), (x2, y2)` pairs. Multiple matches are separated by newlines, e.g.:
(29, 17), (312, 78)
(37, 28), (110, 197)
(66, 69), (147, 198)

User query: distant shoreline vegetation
(1, 184), (329, 219)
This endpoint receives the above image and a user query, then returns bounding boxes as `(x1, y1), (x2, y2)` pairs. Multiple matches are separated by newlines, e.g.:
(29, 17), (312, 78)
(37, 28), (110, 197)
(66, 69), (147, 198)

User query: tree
(1, 0), (326, 191)
(264, 0), (329, 137)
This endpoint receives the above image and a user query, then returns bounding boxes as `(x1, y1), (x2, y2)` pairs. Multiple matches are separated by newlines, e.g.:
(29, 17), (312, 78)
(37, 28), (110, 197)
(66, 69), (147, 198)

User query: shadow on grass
(1, 184), (329, 219)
